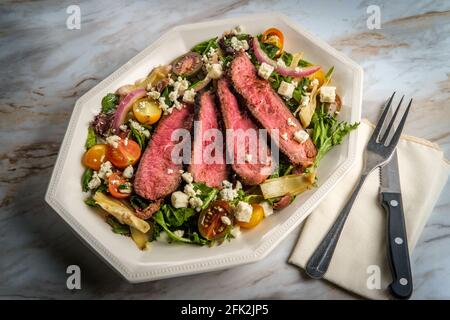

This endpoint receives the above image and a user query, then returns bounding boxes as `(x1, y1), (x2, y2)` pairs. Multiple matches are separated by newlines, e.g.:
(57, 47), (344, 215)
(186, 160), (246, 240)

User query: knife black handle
(381, 192), (413, 299)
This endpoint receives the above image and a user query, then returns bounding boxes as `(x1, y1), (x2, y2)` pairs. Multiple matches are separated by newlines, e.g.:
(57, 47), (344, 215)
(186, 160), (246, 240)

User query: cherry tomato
(237, 203), (264, 229)
(198, 200), (234, 240)
(83, 144), (107, 171)
(262, 28), (284, 57)
(107, 173), (130, 199)
(132, 98), (162, 125)
(106, 138), (141, 169)
(308, 69), (325, 87)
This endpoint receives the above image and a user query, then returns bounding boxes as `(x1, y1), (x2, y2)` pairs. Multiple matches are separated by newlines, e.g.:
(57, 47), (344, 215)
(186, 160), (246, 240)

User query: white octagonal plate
(45, 13), (362, 283)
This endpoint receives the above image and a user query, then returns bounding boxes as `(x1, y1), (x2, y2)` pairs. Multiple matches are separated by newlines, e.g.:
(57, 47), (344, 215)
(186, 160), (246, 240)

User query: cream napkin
(289, 120), (449, 300)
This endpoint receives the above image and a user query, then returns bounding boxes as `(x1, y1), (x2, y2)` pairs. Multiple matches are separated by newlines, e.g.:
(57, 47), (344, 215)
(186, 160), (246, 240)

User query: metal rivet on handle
(390, 200), (399, 207)
(395, 237), (403, 245)
(399, 278), (408, 286)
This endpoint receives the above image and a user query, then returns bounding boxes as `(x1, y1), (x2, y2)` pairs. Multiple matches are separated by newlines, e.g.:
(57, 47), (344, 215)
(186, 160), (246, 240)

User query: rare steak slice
(189, 91), (228, 188)
(134, 104), (194, 200)
(217, 78), (272, 185)
(229, 52), (316, 167)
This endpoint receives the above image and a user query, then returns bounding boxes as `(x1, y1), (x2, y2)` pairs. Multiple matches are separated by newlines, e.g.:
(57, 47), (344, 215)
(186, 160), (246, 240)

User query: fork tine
(370, 92), (395, 142)
(387, 98), (412, 149)
(380, 95), (404, 144)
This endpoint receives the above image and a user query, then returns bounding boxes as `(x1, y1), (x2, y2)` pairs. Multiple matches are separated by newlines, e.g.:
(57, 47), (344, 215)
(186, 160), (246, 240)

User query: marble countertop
(1, 0), (449, 299)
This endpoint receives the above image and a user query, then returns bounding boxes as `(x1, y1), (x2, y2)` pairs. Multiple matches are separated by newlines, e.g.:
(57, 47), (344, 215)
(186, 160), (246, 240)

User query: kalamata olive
(171, 52), (203, 77)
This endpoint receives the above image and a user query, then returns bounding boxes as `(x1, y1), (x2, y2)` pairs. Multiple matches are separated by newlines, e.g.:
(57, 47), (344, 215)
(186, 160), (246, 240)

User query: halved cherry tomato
(262, 28), (284, 57)
(308, 69), (326, 87)
(132, 98), (162, 125)
(107, 173), (130, 199)
(83, 144), (107, 171)
(106, 138), (141, 169)
(198, 200), (234, 240)
(237, 203), (264, 229)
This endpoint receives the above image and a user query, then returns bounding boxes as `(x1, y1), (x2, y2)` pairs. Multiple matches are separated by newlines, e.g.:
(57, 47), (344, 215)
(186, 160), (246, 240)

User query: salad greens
(310, 103), (359, 168)
(85, 127), (97, 150)
(81, 168), (93, 192)
(101, 93), (119, 113)
(191, 37), (219, 55)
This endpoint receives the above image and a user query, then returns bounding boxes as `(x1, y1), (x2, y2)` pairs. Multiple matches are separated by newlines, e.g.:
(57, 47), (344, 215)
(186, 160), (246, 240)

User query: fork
(305, 92), (412, 279)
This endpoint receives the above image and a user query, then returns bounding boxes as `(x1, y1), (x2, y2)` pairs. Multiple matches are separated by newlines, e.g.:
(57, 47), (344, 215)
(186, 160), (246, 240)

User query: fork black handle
(381, 192), (413, 299)
(305, 173), (368, 279)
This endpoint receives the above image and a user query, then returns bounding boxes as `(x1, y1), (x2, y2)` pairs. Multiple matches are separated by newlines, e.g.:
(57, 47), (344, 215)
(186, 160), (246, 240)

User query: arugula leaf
(298, 59), (313, 67)
(147, 220), (161, 242)
(280, 51), (293, 66)
(269, 163), (294, 179)
(158, 204), (196, 228)
(84, 197), (97, 207)
(85, 127), (97, 150)
(130, 126), (147, 150)
(192, 182), (218, 210)
(153, 210), (206, 245)
(106, 216), (130, 236)
(325, 66), (335, 80)
(81, 168), (93, 192)
(191, 37), (218, 55)
(258, 36), (280, 59)
(101, 93), (119, 113)
(311, 103), (359, 167)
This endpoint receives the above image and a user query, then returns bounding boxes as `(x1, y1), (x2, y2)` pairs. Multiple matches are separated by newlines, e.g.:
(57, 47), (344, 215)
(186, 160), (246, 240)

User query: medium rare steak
(189, 91), (228, 188)
(134, 104), (194, 200)
(229, 52), (316, 167)
(217, 78), (272, 185)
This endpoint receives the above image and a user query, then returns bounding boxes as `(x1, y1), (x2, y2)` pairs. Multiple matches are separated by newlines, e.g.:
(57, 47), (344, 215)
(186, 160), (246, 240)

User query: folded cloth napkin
(289, 120), (449, 300)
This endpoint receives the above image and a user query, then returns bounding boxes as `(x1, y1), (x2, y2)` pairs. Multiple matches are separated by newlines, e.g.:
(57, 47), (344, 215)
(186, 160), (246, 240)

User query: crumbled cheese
(311, 78), (319, 87)
(230, 36), (249, 51)
(167, 168), (174, 174)
(123, 137), (128, 146)
(235, 201), (253, 223)
(87, 172), (101, 190)
(300, 95), (310, 108)
(245, 154), (253, 163)
(319, 86), (336, 103)
(294, 130), (309, 144)
(147, 90), (160, 100)
(173, 230), (185, 238)
(221, 216), (232, 225)
(171, 191), (189, 208)
(119, 124), (128, 131)
(277, 81), (295, 99)
(231, 25), (244, 35)
(184, 184), (197, 197)
(259, 201), (274, 217)
(173, 77), (190, 96)
(181, 172), (193, 184)
(235, 180), (242, 191)
(276, 58), (286, 67)
(287, 117), (297, 127)
(230, 226), (241, 238)
(182, 88), (196, 103)
(158, 97), (171, 114)
(189, 196), (203, 211)
(179, 169), (184, 174)
(222, 180), (233, 189)
(207, 63), (223, 79)
(168, 90), (178, 102)
(98, 161), (113, 179)
(118, 182), (132, 194)
(258, 62), (274, 80)
(294, 67), (301, 72)
(122, 165), (134, 179)
(303, 85), (308, 90)
(219, 180), (241, 201)
(129, 119), (150, 138)
(281, 132), (289, 141)
(106, 135), (121, 148)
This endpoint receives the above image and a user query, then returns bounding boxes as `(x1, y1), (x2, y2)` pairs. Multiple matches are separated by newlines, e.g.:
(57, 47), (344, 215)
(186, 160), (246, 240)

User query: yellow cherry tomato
(83, 144), (108, 171)
(237, 204), (265, 229)
(308, 69), (326, 87)
(132, 98), (162, 125)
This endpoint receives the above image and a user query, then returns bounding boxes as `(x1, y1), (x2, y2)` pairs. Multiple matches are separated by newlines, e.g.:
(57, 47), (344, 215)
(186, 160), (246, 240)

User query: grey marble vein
(0, 0), (449, 299)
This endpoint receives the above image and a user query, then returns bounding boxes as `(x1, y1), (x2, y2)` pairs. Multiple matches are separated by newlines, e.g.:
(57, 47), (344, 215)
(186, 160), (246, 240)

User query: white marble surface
(0, 0), (449, 299)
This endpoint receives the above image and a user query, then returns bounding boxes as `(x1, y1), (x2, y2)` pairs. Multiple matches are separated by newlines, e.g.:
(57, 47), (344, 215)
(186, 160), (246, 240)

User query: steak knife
(380, 149), (413, 299)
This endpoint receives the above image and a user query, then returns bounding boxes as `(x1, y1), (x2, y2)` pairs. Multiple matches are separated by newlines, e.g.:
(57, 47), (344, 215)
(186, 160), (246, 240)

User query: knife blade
(380, 148), (413, 299)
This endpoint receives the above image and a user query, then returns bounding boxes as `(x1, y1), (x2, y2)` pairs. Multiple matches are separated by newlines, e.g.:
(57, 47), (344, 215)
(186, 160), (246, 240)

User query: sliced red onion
(112, 88), (146, 131)
(252, 38), (320, 78)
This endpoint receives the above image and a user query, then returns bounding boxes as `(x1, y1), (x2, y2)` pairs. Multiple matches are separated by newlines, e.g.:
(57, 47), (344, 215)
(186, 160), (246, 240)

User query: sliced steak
(229, 52), (316, 167)
(189, 91), (228, 188)
(134, 104), (194, 200)
(217, 78), (272, 185)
